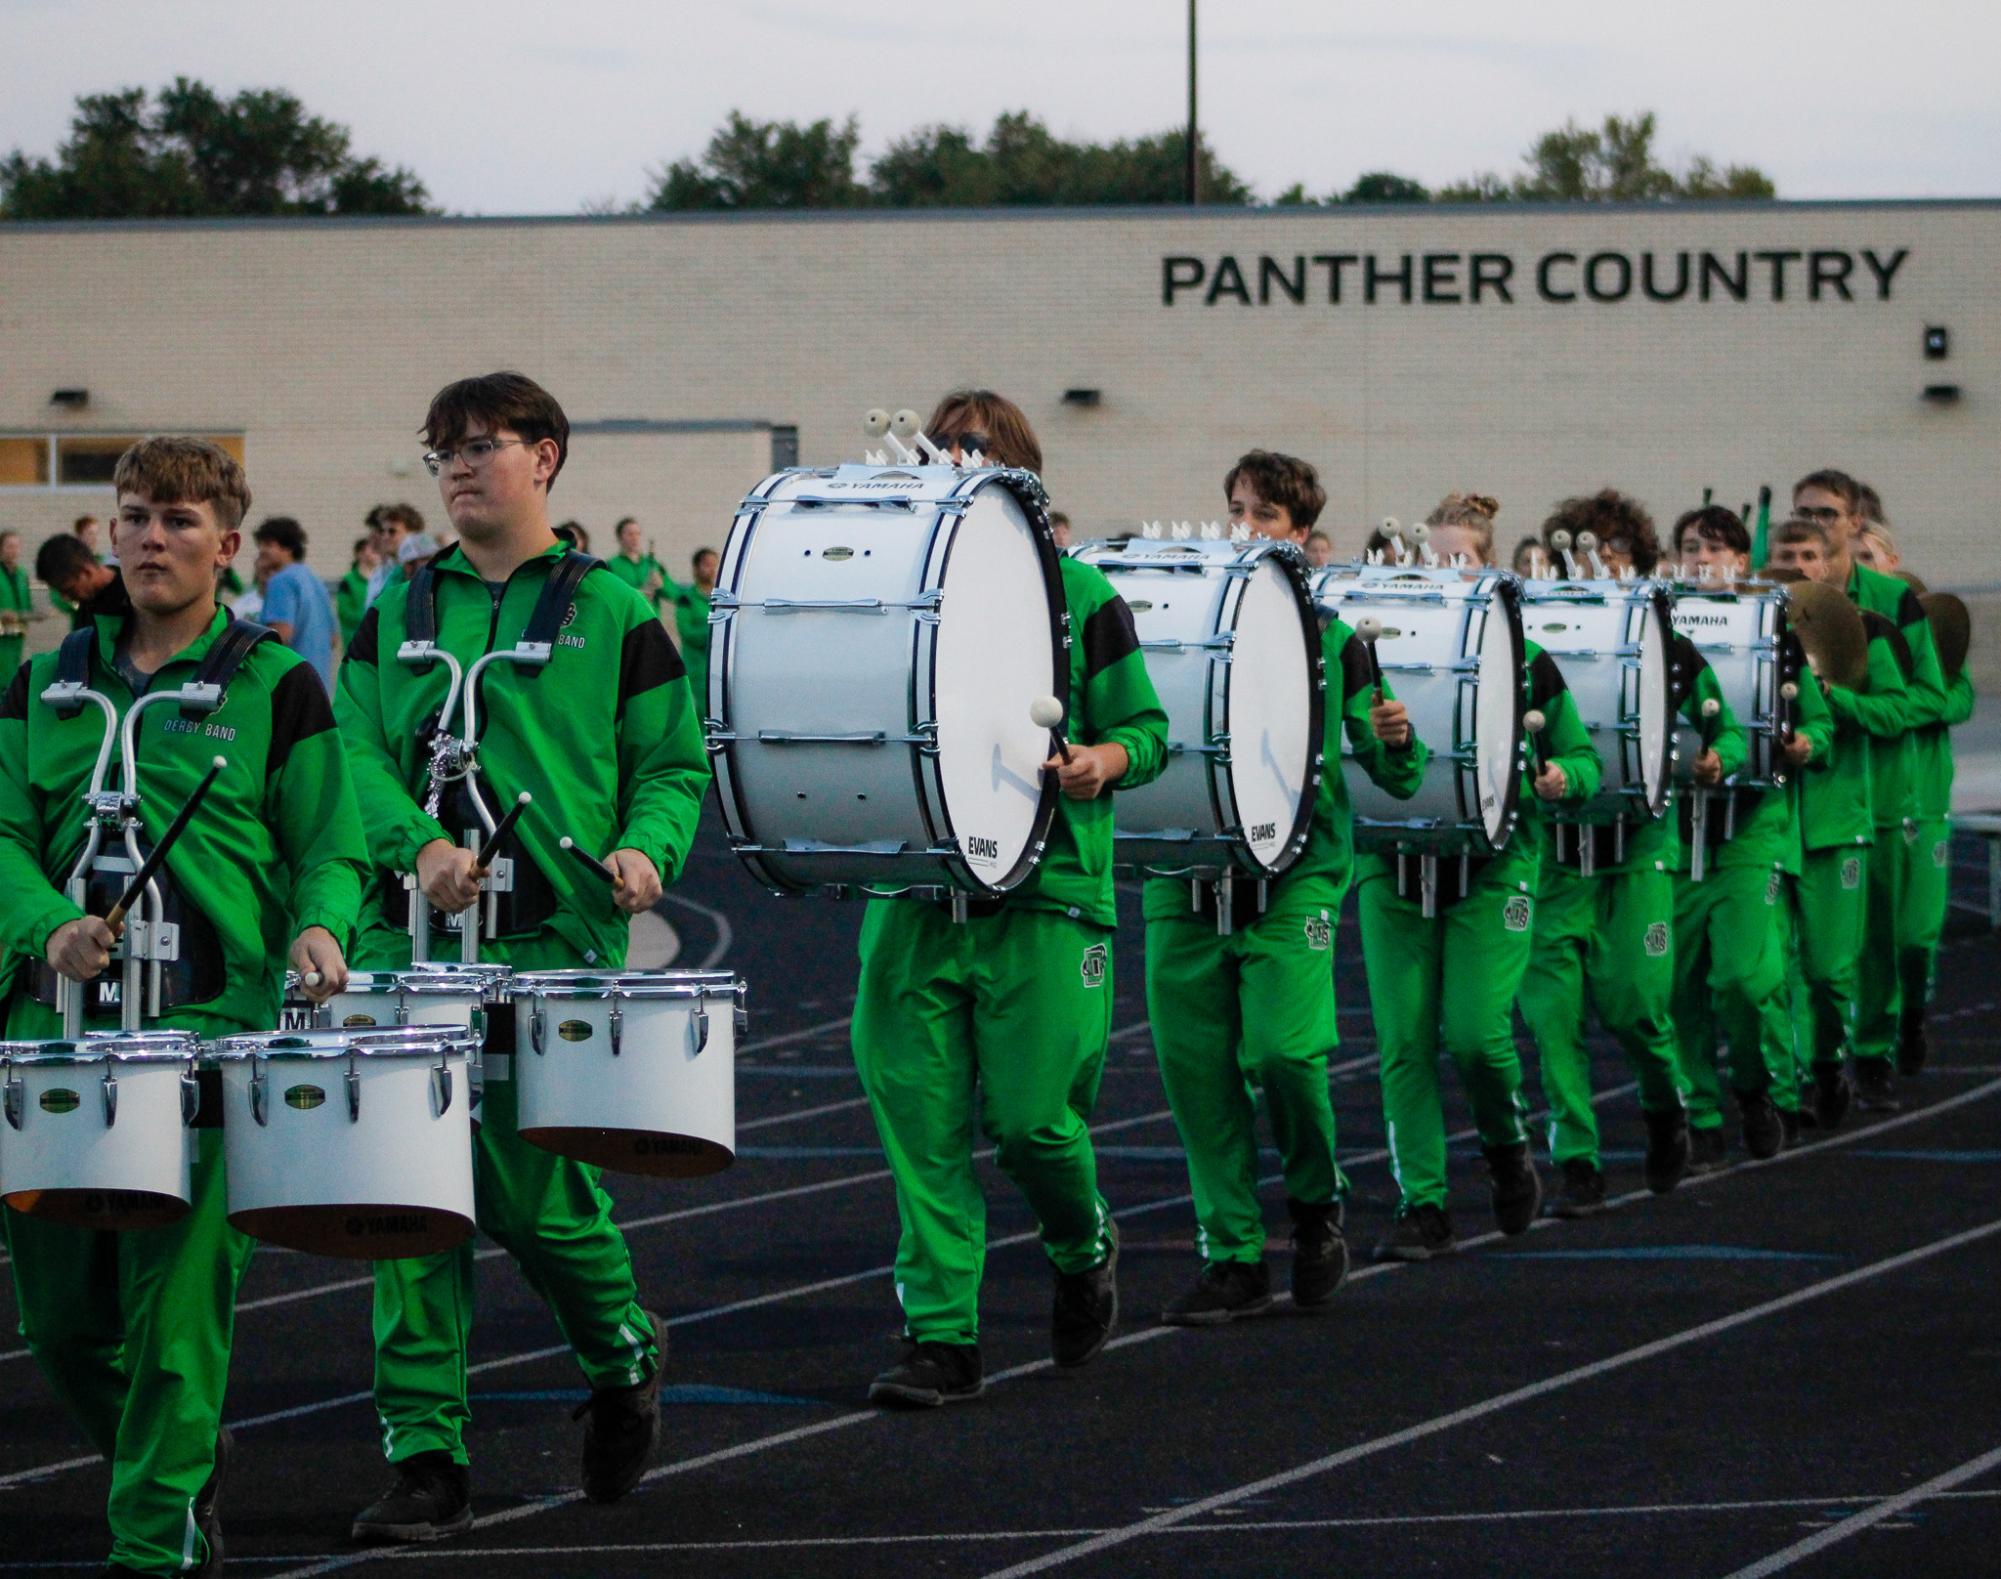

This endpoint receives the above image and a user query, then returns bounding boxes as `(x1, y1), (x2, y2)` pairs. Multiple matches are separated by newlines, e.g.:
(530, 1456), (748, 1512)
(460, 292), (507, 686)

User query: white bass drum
(1667, 581), (1793, 790)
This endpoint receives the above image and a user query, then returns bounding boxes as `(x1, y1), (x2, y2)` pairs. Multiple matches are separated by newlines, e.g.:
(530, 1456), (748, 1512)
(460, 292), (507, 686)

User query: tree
(872, 111), (1252, 207)
(1437, 112), (1774, 203)
(647, 111), (867, 210)
(1344, 171), (1430, 204)
(0, 79), (432, 219)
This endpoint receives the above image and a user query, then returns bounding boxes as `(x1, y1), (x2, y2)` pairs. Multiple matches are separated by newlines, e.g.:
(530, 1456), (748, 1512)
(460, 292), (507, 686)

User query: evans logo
(966, 835), (1001, 862)
(1250, 822), (1277, 843)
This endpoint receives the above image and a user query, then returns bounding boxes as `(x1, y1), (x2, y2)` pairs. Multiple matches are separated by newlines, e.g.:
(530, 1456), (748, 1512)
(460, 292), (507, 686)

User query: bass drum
(710, 463), (1065, 897)
(1074, 538), (1322, 878)
(1517, 578), (1674, 823)
(1667, 580), (1793, 790)
(1313, 565), (1525, 856)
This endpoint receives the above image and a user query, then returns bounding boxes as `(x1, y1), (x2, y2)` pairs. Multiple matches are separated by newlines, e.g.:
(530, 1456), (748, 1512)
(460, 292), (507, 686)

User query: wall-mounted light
(1061, 388), (1102, 408)
(1924, 326), (1949, 361)
(1921, 383), (1961, 403)
(50, 388), (88, 408)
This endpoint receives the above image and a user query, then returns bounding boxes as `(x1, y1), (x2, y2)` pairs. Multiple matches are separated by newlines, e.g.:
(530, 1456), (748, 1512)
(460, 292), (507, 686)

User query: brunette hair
(1222, 450), (1327, 530)
(377, 502), (425, 534)
(1855, 482), (1888, 526)
(111, 437), (252, 531)
(1542, 488), (1661, 573)
(1424, 491), (1502, 562)
(253, 516), (308, 560)
(1674, 504), (1750, 558)
(924, 389), (1042, 475)
(1792, 468), (1861, 511)
(1773, 516), (1831, 549)
(422, 371), (570, 493)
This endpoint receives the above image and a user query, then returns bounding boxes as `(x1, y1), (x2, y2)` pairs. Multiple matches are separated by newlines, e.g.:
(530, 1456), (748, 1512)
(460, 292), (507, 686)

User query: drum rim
(1632, 582), (1676, 816)
(207, 1028), (481, 1059)
(509, 970), (740, 1000)
(1224, 542), (1327, 877)
(0, 1044), (201, 1065)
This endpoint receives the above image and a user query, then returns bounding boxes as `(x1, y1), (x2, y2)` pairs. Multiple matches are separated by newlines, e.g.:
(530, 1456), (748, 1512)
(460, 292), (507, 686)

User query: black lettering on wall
(1537, 251), (1578, 303)
(1421, 252), (1461, 303)
(1469, 253), (1514, 303)
(1861, 247), (1909, 299)
(1808, 250), (1855, 301)
(1260, 255), (1307, 305)
(1311, 253), (1359, 303)
(1163, 256), (1206, 305)
(1700, 251), (1749, 302)
(1755, 249), (1803, 301)
(1206, 256), (1252, 306)
(1365, 253), (1413, 304)
(1641, 251), (1690, 302)
(1585, 251), (1632, 302)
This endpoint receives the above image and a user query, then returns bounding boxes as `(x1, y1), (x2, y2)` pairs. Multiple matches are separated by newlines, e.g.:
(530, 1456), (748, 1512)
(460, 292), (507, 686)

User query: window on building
(0, 434), (246, 490)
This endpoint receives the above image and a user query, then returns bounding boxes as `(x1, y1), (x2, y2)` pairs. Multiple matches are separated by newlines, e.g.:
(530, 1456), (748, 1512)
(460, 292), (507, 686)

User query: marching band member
(605, 515), (668, 608)
(1517, 493), (1712, 1214)
(0, 437), (364, 1578)
(335, 373), (709, 1540)
(1151, 451), (1426, 1324)
(668, 546), (718, 707)
(1361, 494), (1601, 1261)
(1670, 508), (1834, 1166)
(853, 390), (1167, 1406)
(1790, 471), (1946, 1109)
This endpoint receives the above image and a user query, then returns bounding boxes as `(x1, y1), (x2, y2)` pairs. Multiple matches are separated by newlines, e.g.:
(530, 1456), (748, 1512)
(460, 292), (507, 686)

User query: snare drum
(1313, 565), (1525, 856)
(317, 963), (512, 1092)
(1668, 581), (1792, 791)
(1074, 539), (1323, 878)
(511, 970), (744, 1177)
(709, 463), (1065, 896)
(1517, 579), (1674, 823)
(210, 1026), (478, 1258)
(0, 1031), (200, 1228)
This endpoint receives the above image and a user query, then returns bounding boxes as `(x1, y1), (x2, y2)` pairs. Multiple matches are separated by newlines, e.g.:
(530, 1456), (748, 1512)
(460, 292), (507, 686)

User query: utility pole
(1186, 0), (1199, 205)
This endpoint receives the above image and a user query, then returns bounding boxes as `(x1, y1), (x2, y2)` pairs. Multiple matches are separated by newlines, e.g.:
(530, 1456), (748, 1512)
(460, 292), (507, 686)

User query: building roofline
(3, 196), (2000, 237)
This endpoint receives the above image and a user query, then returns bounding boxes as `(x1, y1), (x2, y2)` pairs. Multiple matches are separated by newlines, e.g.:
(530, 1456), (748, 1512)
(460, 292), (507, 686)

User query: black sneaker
(576, 1321), (665, 1505)
(1854, 1057), (1901, 1113)
(1686, 1125), (1728, 1174)
(1546, 1157), (1607, 1219)
(1642, 1105), (1691, 1194)
(868, 1340), (984, 1407)
(1286, 1198), (1349, 1309)
(1162, 1258), (1274, 1325)
(1736, 1090), (1784, 1160)
(1812, 1061), (1853, 1129)
(350, 1450), (473, 1544)
(1051, 1230), (1119, 1367)
(191, 1425), (231, 1576)
(1898, 1015), (1928, 1078)
(1779, 1107), (1803, 1149)
(1484, 1140), (1542, 1235)
(1373, 1201), (1457, 1262)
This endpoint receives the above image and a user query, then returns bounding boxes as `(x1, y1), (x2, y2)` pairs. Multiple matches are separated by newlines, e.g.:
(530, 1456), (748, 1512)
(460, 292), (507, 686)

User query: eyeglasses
(938, 432), (991, 458)
(1793, 504), (1844, 523)
(422, 437), (529, 477)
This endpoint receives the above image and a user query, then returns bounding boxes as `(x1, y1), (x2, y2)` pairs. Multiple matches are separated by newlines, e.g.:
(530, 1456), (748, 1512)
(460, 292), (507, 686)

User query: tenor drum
(1517, 579), (1674, 823)
(1667, 581), (1793, 790)
(710, 463), (1065, 896)
(316, 963), (512, 1092)
(1312, 565), (1525, 856)
(1073, 538), (1322, 877)
(511, 970), (744, 1177)
(0, 1032), (200, 1228)
(211, 1026), (478, 1258)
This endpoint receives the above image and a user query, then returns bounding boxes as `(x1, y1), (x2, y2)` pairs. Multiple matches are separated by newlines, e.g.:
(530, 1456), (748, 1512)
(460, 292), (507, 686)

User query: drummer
(1150, 450), (1425, 1324)
(1360, 493), (1600, 1261)
(1516, 492), (1713, 1214)
(334, 372), (710, 1539)
(0, 436), (365, 1578)
(1668, 507), (1834, 1167)
(852, 389), (1167, 1407)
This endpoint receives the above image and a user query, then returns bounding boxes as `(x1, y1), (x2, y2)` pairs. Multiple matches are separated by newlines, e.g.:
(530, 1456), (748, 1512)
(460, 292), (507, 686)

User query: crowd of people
(0, 376), (1977, 1576)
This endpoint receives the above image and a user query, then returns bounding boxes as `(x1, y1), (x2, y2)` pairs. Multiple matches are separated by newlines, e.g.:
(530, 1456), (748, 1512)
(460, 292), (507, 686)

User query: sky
(2, 0), (1995, 214)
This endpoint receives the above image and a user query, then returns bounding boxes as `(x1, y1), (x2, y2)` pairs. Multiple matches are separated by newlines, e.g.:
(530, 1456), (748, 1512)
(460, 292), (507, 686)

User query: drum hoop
(0, 1045), (199, 1065)
(1633, 584), (1675, 816)
(1484, 573), (1528, 851)
(207, 1029), (480, 1059)
(708, 470), (790, 891)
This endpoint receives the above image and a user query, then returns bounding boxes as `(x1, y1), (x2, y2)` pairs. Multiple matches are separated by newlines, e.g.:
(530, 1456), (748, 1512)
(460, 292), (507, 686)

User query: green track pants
(1358, 874), (1534, 1212)
(1900, 817), (1952, 1034)
(1792, 847), (1868, 1068)
(1855, 831), (1908, 1062)
(1673, 865), (1794, 1129)
(1518, 864), (1689, 1166)
(6, 1131), (254, 1575)
(367, 935), (656, 1466)
(851, 901), (1115, 1345)
(1146, 902), (1343, 1265)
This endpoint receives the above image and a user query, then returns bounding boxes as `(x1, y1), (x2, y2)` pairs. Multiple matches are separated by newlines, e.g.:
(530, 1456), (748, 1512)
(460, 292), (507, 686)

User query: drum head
(5, 1187), (189, 1231)
(1225, 556), (1319, 874)
(520, 1125), (732, 1178)
(930, 484), (1061, 890)
(1474, 584), (1524, 848)
(228, 1203), (473, 1260)
(1636, 597), (1672, 813)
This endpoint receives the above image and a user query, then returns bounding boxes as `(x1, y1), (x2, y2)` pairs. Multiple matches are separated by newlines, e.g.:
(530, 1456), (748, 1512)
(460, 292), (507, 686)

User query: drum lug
(3, 1071), (21, 1131)
(690, 1005), (709, 1055)
(610, 1003), (624, 1057)
(181, 1068), (201, 1126)
(346, 1059), (363, 1123)
(734, 981), (749, 1036)
(101, 1068), (118, 1127)
(251, 1064), (269, 1127)
(431, 1060), (453, 1117)
(532, 1006), (546, 1054)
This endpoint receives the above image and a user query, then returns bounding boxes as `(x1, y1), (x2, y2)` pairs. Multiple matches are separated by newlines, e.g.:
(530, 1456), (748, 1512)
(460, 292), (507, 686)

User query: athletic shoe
(1898, 1016), (1928, 1078)
(1484, 1140), (1542, 1235)
(1287, 1197), (1349, 1309)
(350, 1451), (474, 1544)
(1372, 1202), (1457, 1262)
(1736, 1090), (1784, 1160)
(1162, 1258), (1274, 1325)
(191, 1425), (231, 1577)
(1642, 1105), (1691, 1194)
(1051, 1231), (1119, 1367)
(1685, 1125), (1728, 1174)
(576, 1331), (664, 1504)
(1546, 1157), (1607, 1219)
(1811, 1061), (1853, 1130)
(1854, 1057), (1901, 1112)
(868, 1340), (984, 1407)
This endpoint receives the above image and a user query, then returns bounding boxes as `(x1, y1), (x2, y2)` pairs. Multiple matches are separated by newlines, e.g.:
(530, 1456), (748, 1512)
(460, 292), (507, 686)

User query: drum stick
(1777, 679), (1799, 745)
(1548, 529), (1577, 580)
(1030, 696), (1073, 764)
(1353, 617), (1386, 703)
(1382, 517), (1406, 564)
(1577, 530), (1608, 579)
(473, 791), (532, 874)
(105, 755), (226, 930)
(559, 836), (617, 884)
(1409, 522), (1436, 567)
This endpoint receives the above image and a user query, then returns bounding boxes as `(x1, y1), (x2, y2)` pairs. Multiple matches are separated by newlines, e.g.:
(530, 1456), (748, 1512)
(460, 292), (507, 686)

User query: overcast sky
(3, 0), (1995, 214)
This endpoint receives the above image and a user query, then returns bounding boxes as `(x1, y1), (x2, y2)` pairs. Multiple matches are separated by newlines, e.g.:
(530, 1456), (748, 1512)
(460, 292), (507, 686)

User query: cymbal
(1894, 567), (1930, 595)
(1785, 579), (1870, 690)
(1922, 591), (1971, 681)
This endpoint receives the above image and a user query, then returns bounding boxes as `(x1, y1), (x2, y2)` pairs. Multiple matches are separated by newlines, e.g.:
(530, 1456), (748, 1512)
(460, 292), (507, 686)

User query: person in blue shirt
(254, 515), (336, 689)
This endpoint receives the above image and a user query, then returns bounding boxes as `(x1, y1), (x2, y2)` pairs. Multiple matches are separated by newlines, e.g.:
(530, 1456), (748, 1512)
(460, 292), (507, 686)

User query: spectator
(253, 516), (336, 689)
(36, 532), (120, 628)
(365, 503), (424, 607)
(337, 534), (379, 647)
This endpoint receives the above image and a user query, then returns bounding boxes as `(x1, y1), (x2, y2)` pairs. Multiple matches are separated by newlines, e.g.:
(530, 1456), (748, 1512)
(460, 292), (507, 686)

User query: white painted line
(657, 891), (732, 968)
(977, 1214), (2001, 1578)
(1719, 1442), (2001, 1578)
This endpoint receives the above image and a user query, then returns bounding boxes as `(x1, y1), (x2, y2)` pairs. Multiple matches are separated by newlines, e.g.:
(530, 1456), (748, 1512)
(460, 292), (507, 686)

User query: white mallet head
(301, 970), (323, 988)
(1701, 697), (1721, 719)
(862, 408), (890, 438)
(1029, 696), (1066, 729)
(1410, 522), (1431, 543)
(559, 836), (578, 851)
(1524, 708), (1547, 734)
(1577, 530), (1599, 552)
(1354, 616), (1383, 641)
(1780, 681), (1800, 701)
(889, 409), (922, 442)
(1549, 529), (1573, 552)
